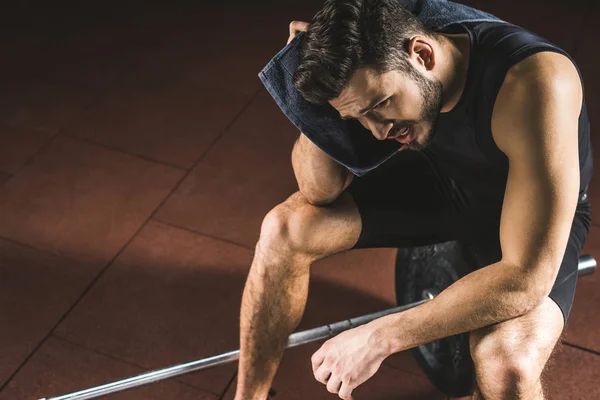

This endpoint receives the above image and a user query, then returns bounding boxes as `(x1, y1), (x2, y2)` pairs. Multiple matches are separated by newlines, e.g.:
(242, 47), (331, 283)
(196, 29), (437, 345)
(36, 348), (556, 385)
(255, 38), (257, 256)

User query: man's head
(293, 0), (444, 151)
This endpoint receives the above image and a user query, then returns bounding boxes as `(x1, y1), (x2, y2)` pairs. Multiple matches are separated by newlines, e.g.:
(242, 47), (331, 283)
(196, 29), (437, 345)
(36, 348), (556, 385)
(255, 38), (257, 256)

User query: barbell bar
(40, 255), (596, 400)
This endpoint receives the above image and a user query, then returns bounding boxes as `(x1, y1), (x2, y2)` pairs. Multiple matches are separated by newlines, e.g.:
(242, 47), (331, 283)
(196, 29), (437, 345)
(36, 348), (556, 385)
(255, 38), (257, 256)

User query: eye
(373, 98), (391, 110)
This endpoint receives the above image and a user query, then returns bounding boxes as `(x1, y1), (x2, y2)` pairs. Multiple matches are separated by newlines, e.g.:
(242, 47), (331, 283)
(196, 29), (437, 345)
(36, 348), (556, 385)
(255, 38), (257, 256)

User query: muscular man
(235, 1), (593, 399)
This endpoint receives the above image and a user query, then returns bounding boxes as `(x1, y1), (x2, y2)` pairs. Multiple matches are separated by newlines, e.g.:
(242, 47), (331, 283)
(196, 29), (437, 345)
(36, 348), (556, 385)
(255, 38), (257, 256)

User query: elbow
(520, 272), (558, 313)
(521, 285), (549, 313)
(501, 261), (556, 316)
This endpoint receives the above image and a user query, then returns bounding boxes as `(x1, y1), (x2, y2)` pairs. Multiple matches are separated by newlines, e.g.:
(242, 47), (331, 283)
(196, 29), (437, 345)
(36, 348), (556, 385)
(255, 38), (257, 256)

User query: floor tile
(0, 238), (97, 387)
(53, 220), (253, 394)
(0, 80), (94, 134)
(0, 135), (184, 268)
(1, 23), (157, 94)
(543, 344), (600, 400)
(64, 68), (253, 169)
(0, 3), (193, 93)
(302, 248), (398, 327)
(137, 4), (319, 96)
(0, 172), (10, 187)
(0, 124), (54, 174)
(0, 336), (218, 400)
(154, 89), (298, 248)
(222, 342), (446, 400)
(564, 225), (600, 351)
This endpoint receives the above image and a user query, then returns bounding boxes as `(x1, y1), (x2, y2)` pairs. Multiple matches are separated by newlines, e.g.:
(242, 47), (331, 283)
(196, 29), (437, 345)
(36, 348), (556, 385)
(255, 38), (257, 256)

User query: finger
(289, 20), (309, 35)
(287, 20), (309, 44)
(314, 364), (332, 384)
(338, 381), (354, 400)
(326, 375), (343, 394)
(311, 349), (325, 373)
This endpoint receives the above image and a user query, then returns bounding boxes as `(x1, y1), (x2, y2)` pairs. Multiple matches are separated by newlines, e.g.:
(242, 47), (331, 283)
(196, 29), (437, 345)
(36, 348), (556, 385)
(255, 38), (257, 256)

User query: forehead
(330, 68), (398, 111)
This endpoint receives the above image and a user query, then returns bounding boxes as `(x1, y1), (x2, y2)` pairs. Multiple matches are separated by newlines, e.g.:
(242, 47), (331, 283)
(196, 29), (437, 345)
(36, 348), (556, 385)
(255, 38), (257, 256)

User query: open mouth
(390, 125), (414, 144)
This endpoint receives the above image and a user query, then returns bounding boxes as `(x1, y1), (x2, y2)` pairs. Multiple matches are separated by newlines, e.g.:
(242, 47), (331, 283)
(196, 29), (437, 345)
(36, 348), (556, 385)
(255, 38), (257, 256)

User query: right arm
(287, 22), (353, 206)
(292, 133), (354, 206)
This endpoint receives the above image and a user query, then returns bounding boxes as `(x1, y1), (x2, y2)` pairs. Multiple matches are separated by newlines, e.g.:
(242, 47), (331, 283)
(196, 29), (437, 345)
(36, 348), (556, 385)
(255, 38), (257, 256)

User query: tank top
(420, 21), (593, 209)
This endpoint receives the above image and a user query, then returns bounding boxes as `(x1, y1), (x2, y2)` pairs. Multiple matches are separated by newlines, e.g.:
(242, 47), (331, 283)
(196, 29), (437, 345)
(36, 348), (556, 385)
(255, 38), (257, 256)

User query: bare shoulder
(491, 51), (582, 158)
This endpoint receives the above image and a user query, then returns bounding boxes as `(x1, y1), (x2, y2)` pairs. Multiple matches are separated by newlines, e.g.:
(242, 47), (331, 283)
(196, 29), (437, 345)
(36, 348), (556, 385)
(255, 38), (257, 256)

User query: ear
(407, 36), (435, 71)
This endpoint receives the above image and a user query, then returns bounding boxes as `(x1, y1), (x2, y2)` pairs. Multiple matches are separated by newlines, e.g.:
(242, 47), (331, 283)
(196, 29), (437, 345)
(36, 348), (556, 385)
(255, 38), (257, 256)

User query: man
(235, 0), (593, 399)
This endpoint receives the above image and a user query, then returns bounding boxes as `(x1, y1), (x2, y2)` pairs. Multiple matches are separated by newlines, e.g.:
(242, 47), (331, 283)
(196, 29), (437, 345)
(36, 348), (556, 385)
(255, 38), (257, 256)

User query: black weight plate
(395, 241), (476, 397)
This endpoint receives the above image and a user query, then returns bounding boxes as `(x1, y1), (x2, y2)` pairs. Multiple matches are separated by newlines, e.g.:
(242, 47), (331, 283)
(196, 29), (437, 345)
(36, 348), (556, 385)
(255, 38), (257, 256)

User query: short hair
(293, 0), (438, 105)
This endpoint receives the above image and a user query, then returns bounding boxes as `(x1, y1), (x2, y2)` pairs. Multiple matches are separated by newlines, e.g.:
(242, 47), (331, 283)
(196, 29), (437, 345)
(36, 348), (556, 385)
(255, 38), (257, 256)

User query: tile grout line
(0, 234), (87, 266)
(218, 371), (238, 400)
(188, 86), (264, 170)
(151, 218), (255, 251)
(562, 341), (600, 356)
(0, 85), (263, 393)
(0, 221), (155, 393)
(60, 132), (189, 172)
(22, 83), (265, 396)
(47, 334), (224, 397)
(0, 36), (182, 390)
(1, 8), (198, 183)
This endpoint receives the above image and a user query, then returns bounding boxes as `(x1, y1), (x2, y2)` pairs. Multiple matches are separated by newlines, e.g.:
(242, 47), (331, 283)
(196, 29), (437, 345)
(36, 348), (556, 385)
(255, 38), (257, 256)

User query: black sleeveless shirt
(421, 21), (593, 208)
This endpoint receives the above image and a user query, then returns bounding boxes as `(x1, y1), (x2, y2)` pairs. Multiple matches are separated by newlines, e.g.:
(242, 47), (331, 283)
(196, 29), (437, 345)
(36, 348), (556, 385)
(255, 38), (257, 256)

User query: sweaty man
(234, 0), (593, 399)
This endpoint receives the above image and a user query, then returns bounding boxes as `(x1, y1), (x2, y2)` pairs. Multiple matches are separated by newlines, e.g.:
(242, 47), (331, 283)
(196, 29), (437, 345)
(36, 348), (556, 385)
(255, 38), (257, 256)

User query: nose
(365, 119), (394, 140)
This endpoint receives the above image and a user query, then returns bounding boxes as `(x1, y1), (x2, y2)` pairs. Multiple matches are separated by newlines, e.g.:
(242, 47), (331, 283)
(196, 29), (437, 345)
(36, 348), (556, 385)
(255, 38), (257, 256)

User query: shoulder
(491, 51), (582, 158)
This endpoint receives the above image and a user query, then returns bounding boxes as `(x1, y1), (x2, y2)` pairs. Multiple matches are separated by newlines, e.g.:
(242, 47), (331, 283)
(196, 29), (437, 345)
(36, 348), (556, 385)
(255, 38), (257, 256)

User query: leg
(468, 203), (591, 399)
(469, 296), (564, 399)
(235, 150), (472, 399)
(235, 191), (362, 399)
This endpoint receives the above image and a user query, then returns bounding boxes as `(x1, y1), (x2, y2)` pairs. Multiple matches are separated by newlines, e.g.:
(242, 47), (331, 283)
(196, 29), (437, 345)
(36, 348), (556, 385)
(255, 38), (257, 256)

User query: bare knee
(259, 192), (349, 263)
(470, 332), (542, 399)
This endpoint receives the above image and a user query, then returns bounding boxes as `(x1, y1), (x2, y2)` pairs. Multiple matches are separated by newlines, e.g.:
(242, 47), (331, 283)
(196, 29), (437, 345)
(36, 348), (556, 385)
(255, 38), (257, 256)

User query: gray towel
(258, 0), (504, 176)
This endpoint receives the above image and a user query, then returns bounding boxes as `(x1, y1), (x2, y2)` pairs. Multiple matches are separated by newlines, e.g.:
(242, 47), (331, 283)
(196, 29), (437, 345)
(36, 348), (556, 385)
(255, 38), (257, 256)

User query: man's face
(328, 66), (443, 151)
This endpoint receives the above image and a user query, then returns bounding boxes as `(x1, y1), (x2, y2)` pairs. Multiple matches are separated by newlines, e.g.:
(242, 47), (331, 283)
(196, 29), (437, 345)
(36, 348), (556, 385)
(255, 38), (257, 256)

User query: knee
(259, 192), (323, 258)
(470, 333), (539, 398)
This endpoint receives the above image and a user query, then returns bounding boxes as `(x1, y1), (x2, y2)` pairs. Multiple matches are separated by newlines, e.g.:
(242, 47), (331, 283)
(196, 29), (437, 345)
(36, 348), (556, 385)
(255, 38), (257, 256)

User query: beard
(403, 66), (444, 151)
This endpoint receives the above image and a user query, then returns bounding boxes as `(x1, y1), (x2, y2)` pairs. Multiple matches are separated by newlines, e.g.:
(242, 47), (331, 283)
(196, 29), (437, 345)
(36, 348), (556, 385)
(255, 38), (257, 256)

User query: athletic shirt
(420, 21), (593, 209)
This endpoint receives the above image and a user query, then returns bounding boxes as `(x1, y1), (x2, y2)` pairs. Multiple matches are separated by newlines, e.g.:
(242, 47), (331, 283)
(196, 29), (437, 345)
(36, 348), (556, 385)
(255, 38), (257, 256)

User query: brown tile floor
(0, 1), (599, 400)
(0, 172), (10, 187)
(0, 124), (54, 175)
(0, 337), (217, 400)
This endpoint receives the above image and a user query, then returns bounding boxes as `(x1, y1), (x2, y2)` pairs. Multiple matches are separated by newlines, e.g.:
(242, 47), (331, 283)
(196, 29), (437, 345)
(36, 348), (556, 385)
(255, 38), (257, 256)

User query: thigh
(346, 150), (471, 249)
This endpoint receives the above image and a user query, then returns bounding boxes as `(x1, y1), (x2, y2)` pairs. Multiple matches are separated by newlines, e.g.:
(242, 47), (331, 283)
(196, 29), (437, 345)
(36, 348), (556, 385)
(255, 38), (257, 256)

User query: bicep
(491, 53), (582, 291)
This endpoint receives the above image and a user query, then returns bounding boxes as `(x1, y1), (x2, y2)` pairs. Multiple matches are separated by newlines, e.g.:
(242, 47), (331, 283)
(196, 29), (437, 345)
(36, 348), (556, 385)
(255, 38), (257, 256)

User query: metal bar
(577, 254), (596, 277)
(41, 255), (596, 400)
(40, 300), (429, 400)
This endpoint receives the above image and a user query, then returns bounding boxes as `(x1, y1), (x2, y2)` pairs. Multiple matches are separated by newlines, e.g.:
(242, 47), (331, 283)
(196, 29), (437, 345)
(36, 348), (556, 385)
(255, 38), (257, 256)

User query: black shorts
(346, 150), (592, 324)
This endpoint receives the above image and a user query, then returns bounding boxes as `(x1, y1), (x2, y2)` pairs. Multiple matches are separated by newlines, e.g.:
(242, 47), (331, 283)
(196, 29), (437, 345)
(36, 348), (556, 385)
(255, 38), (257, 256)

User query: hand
(287, 20), (310, 44)
(311, 324), (388, 399)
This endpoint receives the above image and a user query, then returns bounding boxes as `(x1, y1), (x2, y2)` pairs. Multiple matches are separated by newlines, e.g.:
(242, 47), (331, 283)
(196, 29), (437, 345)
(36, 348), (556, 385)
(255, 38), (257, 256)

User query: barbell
(39, 253), (596, 400)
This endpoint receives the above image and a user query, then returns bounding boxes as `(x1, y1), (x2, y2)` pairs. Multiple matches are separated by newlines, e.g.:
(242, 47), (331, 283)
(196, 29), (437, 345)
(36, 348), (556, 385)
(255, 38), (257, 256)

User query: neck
(437, 33), (471, 113)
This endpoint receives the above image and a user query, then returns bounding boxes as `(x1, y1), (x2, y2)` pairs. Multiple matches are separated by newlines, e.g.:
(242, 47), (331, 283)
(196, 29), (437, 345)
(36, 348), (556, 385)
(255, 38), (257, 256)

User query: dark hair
(293, 0), (437, 105)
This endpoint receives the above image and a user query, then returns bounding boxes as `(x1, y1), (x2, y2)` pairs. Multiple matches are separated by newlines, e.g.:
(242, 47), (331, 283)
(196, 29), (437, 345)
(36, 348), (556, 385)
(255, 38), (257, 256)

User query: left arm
(310, 53), (583, 399)
(374, 52), (583, 354)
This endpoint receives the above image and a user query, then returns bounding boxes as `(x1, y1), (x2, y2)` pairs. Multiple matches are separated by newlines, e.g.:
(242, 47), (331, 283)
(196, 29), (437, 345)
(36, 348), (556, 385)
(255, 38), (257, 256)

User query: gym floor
(0, 0), (598, 399)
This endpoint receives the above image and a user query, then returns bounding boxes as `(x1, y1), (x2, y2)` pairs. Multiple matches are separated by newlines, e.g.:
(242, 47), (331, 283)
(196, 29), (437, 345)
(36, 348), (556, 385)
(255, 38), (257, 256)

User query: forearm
(292, 133), (352, 205)
(372, 260), (545, 355)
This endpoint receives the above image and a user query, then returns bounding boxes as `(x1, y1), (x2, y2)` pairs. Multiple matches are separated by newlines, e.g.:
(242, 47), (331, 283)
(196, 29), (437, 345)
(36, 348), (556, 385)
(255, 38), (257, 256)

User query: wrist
(368, 317), (399, 358)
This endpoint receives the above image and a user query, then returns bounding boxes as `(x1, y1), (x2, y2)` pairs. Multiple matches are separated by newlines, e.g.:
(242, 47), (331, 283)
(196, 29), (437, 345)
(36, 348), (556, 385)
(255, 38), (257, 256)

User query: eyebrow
(340, 96), (388, 120)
